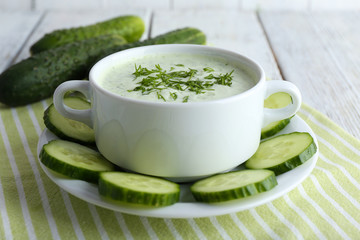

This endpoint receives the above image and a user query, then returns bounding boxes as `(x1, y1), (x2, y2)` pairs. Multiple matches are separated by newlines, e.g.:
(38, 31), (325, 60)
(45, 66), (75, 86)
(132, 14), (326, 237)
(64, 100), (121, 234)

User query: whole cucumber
(108, 27), (207, 53)
(30, 15), (145, 54)
(0, 35), (127, 106)
(0, 27), (206, 106)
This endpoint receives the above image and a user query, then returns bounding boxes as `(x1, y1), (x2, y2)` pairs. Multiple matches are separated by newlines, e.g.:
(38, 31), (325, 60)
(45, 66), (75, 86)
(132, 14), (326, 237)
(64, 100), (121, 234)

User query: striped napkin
(0, 101), (359, 239)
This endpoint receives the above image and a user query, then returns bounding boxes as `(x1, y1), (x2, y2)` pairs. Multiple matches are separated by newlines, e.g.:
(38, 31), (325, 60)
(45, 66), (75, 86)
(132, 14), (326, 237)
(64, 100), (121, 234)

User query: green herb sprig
(128, 64), (234, 102)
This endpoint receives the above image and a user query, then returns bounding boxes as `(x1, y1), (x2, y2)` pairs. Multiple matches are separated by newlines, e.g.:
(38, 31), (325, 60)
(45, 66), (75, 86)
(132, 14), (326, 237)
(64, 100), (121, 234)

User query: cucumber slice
(190, 169), (277, 203)
(44, 97), (95, 144)
(264, 92), (292, 109)
(99, 172), (180, 207)
(261, 117), (292, 139)
(40, 139), (115, 183)
(246, 132), (317, 175)
(262, 92), (293, 139)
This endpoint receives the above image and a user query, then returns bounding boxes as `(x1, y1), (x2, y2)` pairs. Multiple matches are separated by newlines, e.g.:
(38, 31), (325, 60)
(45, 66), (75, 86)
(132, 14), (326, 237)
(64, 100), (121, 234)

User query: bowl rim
(89, 44), (266, 108)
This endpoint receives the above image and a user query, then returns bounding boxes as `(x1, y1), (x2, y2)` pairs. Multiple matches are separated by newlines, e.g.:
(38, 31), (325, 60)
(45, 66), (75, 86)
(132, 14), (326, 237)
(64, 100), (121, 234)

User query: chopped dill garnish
(129, 64), (234, 102)
(157, 92), (166, 102)
(170, 92), (178, 101)
(203, 67), (215, 72)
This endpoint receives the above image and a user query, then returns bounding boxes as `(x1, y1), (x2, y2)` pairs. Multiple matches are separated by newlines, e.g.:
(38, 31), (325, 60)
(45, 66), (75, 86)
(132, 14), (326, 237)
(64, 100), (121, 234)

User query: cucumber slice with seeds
(40, 139), (114, 183)
(44, 97), (95, 144)
(190, 169), (277, 203)
(246, 132), (317, 175)
(99, 172), (180, 207)
(262, 92), (293, 139)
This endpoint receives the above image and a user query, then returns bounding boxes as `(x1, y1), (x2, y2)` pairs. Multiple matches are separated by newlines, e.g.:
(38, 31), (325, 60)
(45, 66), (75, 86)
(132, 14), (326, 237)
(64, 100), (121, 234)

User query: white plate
(37, 115), (318, 218)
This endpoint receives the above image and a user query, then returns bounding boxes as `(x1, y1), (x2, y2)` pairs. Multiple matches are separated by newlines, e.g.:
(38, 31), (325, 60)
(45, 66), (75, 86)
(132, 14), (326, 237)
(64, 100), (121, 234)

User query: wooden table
(1, 10), (359, 139)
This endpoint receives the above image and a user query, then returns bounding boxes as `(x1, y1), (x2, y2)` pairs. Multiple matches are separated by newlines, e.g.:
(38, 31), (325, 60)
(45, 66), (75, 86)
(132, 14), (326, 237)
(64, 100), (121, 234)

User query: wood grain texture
(173, 0), (240, 9)
(35, 0), (101, 10)
(0, 0), (32, 10)
(14, 9), (151, 62)
(259, 11), (360, 138)
(102, 0), (171, 10)
(242, 0), (308, 10)
(310, 0), (360, 10)
(0, 11), (41, 72)
(35, 0), (170, 10)
(2, 0), (360, 11)
(152, 10), (281, 80)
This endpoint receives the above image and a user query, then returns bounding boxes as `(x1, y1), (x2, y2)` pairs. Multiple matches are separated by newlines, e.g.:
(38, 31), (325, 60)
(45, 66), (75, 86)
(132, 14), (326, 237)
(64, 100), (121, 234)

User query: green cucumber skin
(40, 140), (115, 183)
(268, 140), (317, 175)
(105, 27), (207, 53)
(262, 92), (294, 139)
(43, 97), (95, 145)
(0, 27), (206, 107)
(98, 173), (180, 207)
(40, 142), (108, 183)
(0, 34), (127, 106)
(141, 27), (206, 46)
(191, 170), (277, 203)
(246, 132), (317, 175)
(261, 117), (292, 139)
(40, 149), (99, 183)
(30, 15), (145, 54)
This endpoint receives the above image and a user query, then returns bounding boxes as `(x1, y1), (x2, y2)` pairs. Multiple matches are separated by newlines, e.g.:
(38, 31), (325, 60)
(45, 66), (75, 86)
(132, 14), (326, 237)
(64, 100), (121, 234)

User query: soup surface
(98, 53), (256, 103)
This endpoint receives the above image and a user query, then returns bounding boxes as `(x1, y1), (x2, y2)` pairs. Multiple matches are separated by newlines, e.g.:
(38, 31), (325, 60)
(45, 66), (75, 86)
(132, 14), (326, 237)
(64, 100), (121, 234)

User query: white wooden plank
(35, 0), (171, 10)
(309, 0), (360, 10)
(2, 0), (360, 11)
(0, 11), (42, 72)
(310, 13), (360, 91)
(35, 0), (102, 10)
(259, 12), (360, 138)
(103, 0), (171, 10)
(0, 0), (32, 10)
(152, 10), (281, 80)
(242, 0), (308, 10)
(173, 0), (240, 10)
(15, 9), (152, 62)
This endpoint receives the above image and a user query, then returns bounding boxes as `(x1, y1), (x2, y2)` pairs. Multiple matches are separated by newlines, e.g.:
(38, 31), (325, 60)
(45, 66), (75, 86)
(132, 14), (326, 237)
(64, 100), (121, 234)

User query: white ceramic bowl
(53, 44), (301, 181)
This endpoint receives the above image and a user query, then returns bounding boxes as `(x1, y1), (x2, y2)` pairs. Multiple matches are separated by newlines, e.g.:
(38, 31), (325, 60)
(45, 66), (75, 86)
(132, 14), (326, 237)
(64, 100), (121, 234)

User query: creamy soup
(98, 53), (256, 103)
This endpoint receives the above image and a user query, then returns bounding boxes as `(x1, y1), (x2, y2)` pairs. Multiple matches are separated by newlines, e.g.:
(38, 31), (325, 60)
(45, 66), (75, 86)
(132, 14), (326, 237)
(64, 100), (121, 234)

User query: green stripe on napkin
(0, 101), (359, 239)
